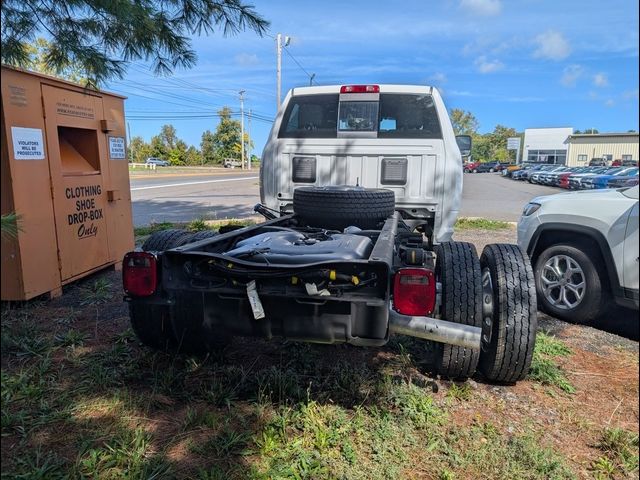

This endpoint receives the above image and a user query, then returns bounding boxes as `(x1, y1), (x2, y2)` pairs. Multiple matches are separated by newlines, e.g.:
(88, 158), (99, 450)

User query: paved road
(130, 170), (559, 226)
(460, 172), (558, 221)
(130, 171), (260, 226)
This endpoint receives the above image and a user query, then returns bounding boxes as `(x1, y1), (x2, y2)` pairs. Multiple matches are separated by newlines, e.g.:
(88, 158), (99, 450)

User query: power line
(283, 46), (315, 84)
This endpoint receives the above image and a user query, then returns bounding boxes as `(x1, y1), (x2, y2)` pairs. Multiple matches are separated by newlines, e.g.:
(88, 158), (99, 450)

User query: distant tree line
(128, 107), (257, 166)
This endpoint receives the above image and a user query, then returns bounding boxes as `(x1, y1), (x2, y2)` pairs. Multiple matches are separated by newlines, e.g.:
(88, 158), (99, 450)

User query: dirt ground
(1, 226), (638, 479)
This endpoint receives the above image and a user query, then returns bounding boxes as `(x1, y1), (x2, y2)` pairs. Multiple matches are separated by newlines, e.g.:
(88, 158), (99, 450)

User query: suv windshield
(278, 93), (442, 139)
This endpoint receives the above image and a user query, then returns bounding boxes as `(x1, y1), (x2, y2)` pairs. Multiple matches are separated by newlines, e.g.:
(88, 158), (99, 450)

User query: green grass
(528, 331), (575, 394)
(455, 217), (511, 230)
(592, 427), (639, 477)
(0, 294), (612, 479)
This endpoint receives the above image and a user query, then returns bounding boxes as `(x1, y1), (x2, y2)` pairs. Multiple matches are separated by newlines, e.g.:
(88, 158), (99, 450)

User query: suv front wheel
(534, 244), (608, 323)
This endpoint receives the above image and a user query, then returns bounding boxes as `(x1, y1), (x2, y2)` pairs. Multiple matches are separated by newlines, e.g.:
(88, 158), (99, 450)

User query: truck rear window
(278, 94), (339, 138)
(278, 93), (442, 139)
(378, 94), (442, 139)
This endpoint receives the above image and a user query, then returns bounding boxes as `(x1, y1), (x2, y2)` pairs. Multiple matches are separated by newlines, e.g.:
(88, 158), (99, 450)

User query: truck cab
(260, 85), (465, 244)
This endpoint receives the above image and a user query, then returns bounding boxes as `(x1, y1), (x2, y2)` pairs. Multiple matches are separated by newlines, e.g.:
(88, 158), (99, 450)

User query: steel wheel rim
(541, 254), (586, 310)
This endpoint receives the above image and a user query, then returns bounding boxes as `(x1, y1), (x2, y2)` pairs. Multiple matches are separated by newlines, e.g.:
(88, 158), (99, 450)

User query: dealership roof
(568, 132), (638, 139)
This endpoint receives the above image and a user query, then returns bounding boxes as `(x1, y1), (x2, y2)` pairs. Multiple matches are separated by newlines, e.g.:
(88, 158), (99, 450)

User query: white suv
(518, 186), (639, 322)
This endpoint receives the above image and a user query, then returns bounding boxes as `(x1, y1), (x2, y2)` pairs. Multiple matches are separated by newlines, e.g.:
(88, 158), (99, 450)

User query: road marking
(131, 176), (259, 191)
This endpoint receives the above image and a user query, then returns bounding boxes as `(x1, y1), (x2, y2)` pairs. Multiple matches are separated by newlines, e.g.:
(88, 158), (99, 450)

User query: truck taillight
(123, 252), (157, 297)
(340, 85), (380, 94)
(393, 268), (436, 316)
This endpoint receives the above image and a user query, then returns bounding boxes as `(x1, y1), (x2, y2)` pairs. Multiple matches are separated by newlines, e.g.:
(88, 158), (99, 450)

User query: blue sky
(105, 0), (640, 155)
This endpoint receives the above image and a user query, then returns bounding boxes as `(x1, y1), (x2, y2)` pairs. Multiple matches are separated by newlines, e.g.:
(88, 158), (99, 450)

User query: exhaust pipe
(388, 308), (481, 350)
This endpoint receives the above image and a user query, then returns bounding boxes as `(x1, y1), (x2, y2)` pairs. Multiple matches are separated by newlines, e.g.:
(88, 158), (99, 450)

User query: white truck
(123, 85), (537, 382)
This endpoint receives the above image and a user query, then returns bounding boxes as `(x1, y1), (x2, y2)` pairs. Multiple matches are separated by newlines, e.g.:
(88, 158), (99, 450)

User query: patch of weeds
(391, 383), (444, 428)
(190, 428), (251, 457)
(439, 423), (574, 479)
(528, 331), (575, 394)
(10, 447), (67, 479)
(188, 218), (212, 232)
(182, 407), (219, 431)
(455, 217), (511, 230)
(134, 221), (175, 237)
(79, 278), (112, 305)
(197, 465), (229, 480)
(2, 320), (52, 358)
(54, 329), (87, 347)
(592, 427), (639, 477)
(75, 426), (172, 478)
(446, 383), (472, 402)
(535, 331), (572, 357)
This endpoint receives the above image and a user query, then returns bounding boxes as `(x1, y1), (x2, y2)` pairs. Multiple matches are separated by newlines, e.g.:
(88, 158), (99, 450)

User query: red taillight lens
(393, 268), (436, 316)
(123, 252), (157, 297)
(340, 85), (380, 94)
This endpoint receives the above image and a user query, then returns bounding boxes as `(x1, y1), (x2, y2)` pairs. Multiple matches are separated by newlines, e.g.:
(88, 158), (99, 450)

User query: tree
(185, 146), (204, 166)
(450, 109), (479, 135)
(211, 107), (242, 164)
(1, 0), (268, 86)
(168, 140), (189, 166)
(201, 130), (217, 165)
(160, 125), (178, 151)
(583, 128), (599, 134)
(22, 38), (87, 83)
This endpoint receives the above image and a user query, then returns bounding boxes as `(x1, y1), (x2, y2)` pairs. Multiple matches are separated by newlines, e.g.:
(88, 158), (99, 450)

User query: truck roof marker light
(393, 268), (436, 316)
(340, 85), (380, 94)
(123, 252), (157, 297)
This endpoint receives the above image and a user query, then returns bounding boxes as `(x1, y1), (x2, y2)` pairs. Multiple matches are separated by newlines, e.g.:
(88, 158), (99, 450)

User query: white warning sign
(108, 136), (126, 159)
(11, 127), (45, 160)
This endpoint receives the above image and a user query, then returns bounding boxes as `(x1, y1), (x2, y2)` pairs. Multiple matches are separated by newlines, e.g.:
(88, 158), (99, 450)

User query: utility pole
(276, 33), (290, 109)
(239, 90), (246, 169)
(309, 73), (316, 86)
(127, 122), (132, 161)
(248, 109), (252, 170)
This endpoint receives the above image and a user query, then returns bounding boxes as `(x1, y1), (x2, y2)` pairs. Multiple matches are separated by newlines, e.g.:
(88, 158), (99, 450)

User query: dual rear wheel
(434, 241), (537, 382)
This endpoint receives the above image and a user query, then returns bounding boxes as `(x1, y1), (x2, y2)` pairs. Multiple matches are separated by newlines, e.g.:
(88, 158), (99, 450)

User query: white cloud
(533, 30), (571, 60)
(429, 72), (447, 84)
(560, 64), (584, 87)
(460, 0), (502, 16)
(604, 99), (615, 107)
(474, 56), (504, 73)
(593, 73), (609, 87)
(235, 53), (259, 66)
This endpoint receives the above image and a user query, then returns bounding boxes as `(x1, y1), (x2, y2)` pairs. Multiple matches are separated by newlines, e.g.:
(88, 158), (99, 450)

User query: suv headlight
(522, 202), (541, 216)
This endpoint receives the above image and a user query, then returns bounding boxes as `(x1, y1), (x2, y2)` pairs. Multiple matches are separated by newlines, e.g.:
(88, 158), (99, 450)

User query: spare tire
(293, 186), (395, 230)
(142, 229), (193, 252)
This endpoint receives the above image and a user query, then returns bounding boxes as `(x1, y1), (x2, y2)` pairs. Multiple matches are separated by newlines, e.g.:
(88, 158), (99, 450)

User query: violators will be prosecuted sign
(11, 126), (45, 160)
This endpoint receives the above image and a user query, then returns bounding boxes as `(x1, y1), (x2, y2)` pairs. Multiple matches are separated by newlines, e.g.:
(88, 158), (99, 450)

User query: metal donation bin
(1, 66), (134, 300)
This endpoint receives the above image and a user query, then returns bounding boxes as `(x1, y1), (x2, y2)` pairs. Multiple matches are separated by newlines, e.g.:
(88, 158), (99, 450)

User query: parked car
(145, 157), (170, 166)
(223, 159), (242, 168)
(518, 185), (639, 323)
(463, 161), (481, 173)
(582, 167), (639, 189)
(567, 167), (610, 189)
(538, 166), (572, 185)
(512, 164), (545, 181)
(622, 159), (638, 167)
(529, 165), (565, 184)
(589, 158), (608, 167)
(556, 167), (591, 189)
(607, 169), (639, 188)
(474, 161), (501, 173)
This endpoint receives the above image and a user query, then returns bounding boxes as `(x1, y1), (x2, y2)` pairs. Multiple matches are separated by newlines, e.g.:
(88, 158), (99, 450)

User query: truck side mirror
(456, 135), (472, 157)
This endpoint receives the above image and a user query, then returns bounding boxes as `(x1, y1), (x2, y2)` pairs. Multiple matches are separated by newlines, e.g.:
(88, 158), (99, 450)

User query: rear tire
(129, 303), (176, 351)
(478, 244), (537, 383)
(142, 229), (193, 251)
(434, 242), (483, 379)
(293, 186), (395, 230)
